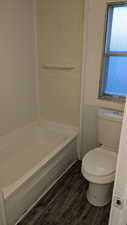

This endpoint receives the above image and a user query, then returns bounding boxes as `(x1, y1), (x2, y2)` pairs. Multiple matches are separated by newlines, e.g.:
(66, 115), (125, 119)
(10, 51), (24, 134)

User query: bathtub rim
(0, 119), (78, 152)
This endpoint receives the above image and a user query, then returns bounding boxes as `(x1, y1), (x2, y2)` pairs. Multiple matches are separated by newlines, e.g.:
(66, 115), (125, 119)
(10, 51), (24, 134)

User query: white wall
(0, 0), (39, 135)
(37, 0), (84, 127)
(81, 0), (125, 157)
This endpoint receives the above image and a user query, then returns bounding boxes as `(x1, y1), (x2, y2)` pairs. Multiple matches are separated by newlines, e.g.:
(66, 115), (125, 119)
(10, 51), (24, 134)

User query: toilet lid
(82, 148), (117, 177)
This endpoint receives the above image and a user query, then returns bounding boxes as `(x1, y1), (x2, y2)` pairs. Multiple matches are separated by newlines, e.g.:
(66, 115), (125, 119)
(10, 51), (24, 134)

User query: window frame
(99, 1), (127, 102)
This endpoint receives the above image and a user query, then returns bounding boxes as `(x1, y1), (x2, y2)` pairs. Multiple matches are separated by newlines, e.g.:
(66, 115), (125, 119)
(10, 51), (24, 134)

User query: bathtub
(0, 120), (78, 225)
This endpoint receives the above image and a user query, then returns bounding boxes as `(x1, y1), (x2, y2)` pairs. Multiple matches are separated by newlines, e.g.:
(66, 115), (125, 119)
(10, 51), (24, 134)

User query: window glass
(100, 4), (127, 99)
(110, 6), (127, 53)
(104, 56), (127, 97)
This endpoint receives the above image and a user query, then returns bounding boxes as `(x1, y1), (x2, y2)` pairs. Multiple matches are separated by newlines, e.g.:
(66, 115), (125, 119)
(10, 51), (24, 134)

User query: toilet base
(86, 182), (113, 207)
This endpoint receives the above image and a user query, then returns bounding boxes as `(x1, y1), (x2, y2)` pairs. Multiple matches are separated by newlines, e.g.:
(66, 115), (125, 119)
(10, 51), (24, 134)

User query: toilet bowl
(81, 147), (117, 207)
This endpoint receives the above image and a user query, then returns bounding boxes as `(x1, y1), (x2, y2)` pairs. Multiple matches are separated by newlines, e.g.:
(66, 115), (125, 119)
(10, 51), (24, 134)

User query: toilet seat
(82, 147), (117, 184)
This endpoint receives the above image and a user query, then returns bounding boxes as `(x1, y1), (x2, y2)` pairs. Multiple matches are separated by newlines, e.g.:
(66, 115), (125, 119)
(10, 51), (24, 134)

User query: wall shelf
(41, 64), (75, 71)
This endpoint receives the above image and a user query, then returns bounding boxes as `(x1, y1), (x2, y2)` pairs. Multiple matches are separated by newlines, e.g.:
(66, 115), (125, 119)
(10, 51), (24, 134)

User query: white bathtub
(0, 120), (78, 225)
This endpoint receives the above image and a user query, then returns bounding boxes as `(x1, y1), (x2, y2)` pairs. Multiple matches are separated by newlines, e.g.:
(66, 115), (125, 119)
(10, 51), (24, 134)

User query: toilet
(81, 109), (123, 207)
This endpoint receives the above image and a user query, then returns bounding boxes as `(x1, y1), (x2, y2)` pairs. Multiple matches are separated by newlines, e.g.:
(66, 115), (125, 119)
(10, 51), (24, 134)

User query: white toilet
(81, 109), (123, 207)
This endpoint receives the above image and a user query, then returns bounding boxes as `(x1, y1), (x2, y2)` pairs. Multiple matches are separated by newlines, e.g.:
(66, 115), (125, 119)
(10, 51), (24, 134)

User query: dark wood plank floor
(18, 161), (110, 225)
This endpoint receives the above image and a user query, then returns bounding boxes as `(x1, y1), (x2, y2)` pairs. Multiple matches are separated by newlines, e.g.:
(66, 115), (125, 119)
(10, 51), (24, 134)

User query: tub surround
(37, 0), (84, 127)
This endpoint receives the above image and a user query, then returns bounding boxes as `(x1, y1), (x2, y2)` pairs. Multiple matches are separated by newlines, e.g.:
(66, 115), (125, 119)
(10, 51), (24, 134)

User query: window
(99, 3), (127, 100)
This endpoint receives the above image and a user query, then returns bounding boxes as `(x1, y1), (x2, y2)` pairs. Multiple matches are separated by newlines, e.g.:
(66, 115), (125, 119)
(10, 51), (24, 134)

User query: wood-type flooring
(18, 161), (110, 225)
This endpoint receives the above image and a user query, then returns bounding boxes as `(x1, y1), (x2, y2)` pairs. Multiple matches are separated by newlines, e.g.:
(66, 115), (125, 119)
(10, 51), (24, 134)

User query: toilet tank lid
(82, 148), (117, 177)
(98, 109), (123, 122)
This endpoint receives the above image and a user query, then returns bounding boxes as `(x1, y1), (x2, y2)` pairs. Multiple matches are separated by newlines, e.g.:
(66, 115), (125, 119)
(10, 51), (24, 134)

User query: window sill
(98, 95), (125, 104)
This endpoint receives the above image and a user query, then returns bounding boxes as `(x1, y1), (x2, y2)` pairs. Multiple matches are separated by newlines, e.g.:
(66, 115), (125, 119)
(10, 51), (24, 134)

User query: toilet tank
(97, 109), (123, 151)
